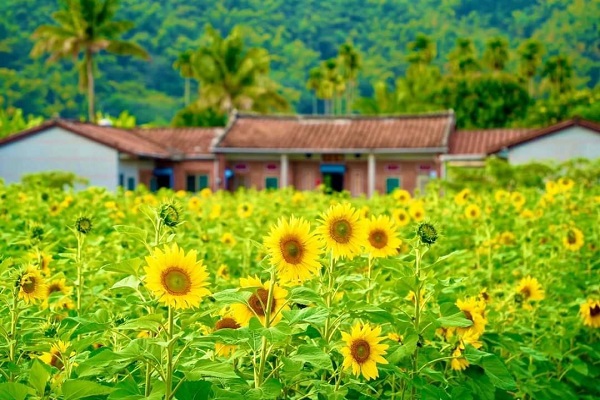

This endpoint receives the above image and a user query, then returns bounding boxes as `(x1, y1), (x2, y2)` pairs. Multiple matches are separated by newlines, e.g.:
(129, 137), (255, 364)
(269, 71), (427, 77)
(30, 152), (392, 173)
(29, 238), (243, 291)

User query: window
(127, 177), (135, 190)
(186, 174), (210, 192)
(265, 177), (279, 189)
(386, 177), (400, 194)
(119, 174), (124, 187)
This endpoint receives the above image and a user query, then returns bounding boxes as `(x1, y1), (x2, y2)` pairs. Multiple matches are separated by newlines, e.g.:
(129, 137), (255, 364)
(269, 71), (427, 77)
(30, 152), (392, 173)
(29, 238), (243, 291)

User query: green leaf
(282, 307), (328, 325)
(0, 382), (34, 400)
(288, 286), (326, 306)
(176, 380), (212, 400)
(211, 289), (250, 304)
(289, 344), (333, 371)
(464, 347), (517, 391)
(29, 359), (50, 396)
(245, 378), (282, 399)
(187, 360), (239, 379)
(387, 334), (418, 364)
(437, 312), (473, 328)
(111, 275), (141, 290)
(61, 379), (115, 400)
(101, 258), (142, 276)
(113, 225), (148, 243)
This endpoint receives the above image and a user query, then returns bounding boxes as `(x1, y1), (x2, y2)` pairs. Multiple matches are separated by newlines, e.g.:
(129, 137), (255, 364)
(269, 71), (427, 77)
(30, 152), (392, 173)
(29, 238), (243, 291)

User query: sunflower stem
(75, 233), (84, 315)
(165, 306), (175, 400)
(8, 281), (20, 380)
(366, 256), (373, 303)
(144, 360), (152, 397)
(256, 268), (276, 388)
(323, 251), (335, 343)
(411, 246), (423, 399)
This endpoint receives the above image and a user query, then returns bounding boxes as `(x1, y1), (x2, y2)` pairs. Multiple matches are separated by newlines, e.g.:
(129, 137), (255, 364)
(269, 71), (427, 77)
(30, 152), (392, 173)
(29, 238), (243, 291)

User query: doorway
(320, 164), (346, 193)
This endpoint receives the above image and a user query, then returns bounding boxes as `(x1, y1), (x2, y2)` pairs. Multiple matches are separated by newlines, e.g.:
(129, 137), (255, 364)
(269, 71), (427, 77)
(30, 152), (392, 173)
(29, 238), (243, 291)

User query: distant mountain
(0, 0), (597, 123)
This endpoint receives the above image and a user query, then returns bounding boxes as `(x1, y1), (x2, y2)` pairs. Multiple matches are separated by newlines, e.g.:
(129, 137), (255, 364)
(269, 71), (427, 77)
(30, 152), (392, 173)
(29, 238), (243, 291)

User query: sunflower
(387, 333), (403, 343)
(494, 190), (510, 203)
(39, 340), (71, 370)
(230, 276), (289, 327)
(456, 297), (487, 337)
(520, 209), (535, 219)
(391, 209), (410, 227)
(545, 181), (559, 195)
(144, 243), (211, 310)
(408, 203), (425, 222)
(454, 189), (471, 206)
(464, 204), (481, 219)
(316, 203), (367, 260)
(217, 264), (230, 280)
(580, 299), (600, 328)
(220, 232), (237, 246)
(47, 278), (73, 297)
(237, 202), (254, 219)
(364, 215), (401, 258)
(188, 197), (201, 210)
(498, 231), (515, 246)
(214, 313), (242, 357)
(209, 204), (222, 219)
(563, 227), (584, 251)
(392, 189), (412, 205)
(450, 346), (469, 371)
(510, 192), (526, 209)
(341, 323), (389, 380)
(200, 188), (212, 198)
(516, 276), (544, 302)
(264, 216), (322, 284)
(19, 268), (48, 304)
(557, 177), (574, 192)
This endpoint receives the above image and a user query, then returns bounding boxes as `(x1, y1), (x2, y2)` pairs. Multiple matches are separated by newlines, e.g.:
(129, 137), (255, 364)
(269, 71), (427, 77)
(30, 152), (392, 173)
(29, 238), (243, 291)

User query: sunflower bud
(76, 217), (93, 234)
(417, 222), (438, 245)
(159, 202), (181, 228)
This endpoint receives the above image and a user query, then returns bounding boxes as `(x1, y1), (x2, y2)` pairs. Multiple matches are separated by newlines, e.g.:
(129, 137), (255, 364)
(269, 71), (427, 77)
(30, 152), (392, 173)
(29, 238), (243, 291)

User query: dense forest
(0, 0), (598, 129)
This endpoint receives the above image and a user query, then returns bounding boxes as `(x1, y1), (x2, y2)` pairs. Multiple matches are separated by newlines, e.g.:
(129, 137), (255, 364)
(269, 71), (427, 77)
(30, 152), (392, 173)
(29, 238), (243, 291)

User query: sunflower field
(0, 172), (598, 400)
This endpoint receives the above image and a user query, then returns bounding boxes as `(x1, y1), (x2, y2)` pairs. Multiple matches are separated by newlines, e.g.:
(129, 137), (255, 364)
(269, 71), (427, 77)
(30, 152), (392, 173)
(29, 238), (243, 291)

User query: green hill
(0, 0), (598, 124)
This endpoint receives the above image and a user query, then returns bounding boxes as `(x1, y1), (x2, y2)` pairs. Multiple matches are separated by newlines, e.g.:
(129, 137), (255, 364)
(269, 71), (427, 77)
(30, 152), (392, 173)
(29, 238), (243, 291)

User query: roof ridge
(236, 110), (454, 120)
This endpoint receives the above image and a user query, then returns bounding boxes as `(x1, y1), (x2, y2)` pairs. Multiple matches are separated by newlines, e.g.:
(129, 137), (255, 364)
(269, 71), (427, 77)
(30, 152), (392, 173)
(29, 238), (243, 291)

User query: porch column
(280, 154), (289, 188)
(367, 152), (376, 198)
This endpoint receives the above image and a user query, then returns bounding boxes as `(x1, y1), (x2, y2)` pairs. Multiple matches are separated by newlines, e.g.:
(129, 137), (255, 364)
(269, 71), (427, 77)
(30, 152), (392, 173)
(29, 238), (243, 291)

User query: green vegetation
(0, 0), (598, 128)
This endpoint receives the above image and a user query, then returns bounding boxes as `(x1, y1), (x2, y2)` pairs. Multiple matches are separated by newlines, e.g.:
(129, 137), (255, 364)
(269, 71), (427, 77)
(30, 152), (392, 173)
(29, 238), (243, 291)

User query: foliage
(0, 162), (598, 399)
(21, 171), (90, 190)
(0, 107), (44, 139)
(0, 0), (598, 124)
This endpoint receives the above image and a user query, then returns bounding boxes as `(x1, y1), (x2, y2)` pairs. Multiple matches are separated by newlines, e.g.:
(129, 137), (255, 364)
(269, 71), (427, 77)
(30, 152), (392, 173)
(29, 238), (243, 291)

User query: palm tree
(483, 37), (509, 72)
(191, 25), (289, 114)
(338, 42), (361, 114)
(306, 67), (324, 114)
(31, 0), (149, 122)
(517, 39), (544, 96)
(448, 38), (480, 75)
(542, 55), (573, 96)
(407, 34), (437, 69)
(173, 50), (195, 106)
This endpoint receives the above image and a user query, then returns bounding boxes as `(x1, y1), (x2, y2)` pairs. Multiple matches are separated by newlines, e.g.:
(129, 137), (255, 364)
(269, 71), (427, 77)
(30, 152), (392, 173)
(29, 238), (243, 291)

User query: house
(213, 111), (454, 195)
(0, 119), (221, 191)
(0, 113), (598, 195)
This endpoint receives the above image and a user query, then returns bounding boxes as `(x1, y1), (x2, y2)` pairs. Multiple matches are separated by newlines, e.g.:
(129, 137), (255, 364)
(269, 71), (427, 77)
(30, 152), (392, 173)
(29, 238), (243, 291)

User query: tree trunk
(86, 50), (95, 123)
(312, 95), (317, 115)
(184, 78), (190, 106)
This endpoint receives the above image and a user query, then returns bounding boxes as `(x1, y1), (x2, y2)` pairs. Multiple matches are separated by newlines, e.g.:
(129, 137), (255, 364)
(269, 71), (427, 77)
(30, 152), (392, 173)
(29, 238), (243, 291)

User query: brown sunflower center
(161, 267), (191, 295)
(248, 288), (274, 316)
(520, 287), (531, 299)
(50, 351), (64, 369)
(470, 210), (477, 217)
(215, 317), (241, 330)
(590, 304), (600, 317)
(350, 339), (371, 363)
(398, 213), (406, 221)
(21, 276), (37, 294)
(368, 229), (388, 249)
(330, 219), (352, 243)
(463, 310), (473, 322)
(280, 237), (304, 264)
(48, 283), (62, 294)
(566, 231), (577, 245)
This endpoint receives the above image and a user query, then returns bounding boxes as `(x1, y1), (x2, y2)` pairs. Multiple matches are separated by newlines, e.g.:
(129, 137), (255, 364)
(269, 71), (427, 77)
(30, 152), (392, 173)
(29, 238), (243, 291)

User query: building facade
(0, 114), (598, 195)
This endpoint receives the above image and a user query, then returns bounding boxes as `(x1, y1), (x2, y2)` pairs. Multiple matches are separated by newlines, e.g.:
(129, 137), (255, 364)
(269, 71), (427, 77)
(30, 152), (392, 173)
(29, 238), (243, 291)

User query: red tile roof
(0, 120), (221, 159)
(215, 111), (455, 152)
(450, 128), (533, 155)
(485, 118), (600, 154)
(134, 127), (222, 158)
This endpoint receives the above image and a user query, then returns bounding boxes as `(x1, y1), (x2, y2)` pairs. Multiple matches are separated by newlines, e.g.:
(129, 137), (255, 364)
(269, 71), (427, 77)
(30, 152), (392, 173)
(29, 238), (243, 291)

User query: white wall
(118, 159), (154, 189)
(0, 127), (119, 189)
(509, 126), (600, 164)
